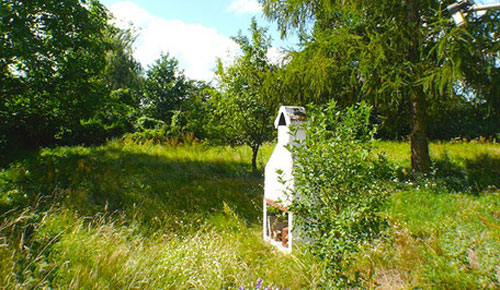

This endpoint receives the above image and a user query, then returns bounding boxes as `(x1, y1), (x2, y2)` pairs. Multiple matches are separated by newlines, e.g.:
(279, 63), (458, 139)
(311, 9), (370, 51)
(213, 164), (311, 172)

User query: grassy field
(0, 142), (322, 289)
(364, 141), (500, 288)
(0, 140), (499, 288)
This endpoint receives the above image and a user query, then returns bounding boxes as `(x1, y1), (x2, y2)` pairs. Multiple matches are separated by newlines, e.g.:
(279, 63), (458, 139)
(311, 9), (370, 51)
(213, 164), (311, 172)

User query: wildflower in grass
(239, 278), (287, 290)
(256, 278), (262, 288)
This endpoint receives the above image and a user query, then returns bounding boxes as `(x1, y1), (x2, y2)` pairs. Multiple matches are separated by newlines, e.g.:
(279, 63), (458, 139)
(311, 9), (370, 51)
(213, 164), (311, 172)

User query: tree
(214, 18), (280, 173)
(180, 80), (215, 140)
(103, 25), (143, 92)
(457, 10), (500, 120)
(0, 0), (110, 147)
(88, 25), (144, 141)
(141, 54), (189, 124)
(291, 101), (386, 286)
(259, 0), (499, 172)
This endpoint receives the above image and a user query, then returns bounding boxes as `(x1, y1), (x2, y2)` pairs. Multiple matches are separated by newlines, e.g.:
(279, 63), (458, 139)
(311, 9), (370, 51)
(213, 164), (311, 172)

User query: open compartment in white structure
(263, 106), (306, 252)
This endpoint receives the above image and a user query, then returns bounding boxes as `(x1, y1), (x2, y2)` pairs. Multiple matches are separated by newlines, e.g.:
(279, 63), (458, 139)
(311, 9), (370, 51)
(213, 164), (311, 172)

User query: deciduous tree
(1, 0), (110, 146)
(214, 18), (280, 172)
(141, 54), (189, 124)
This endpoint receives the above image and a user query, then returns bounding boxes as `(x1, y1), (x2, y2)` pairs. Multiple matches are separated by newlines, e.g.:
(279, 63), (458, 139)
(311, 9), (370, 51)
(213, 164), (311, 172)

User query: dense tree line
(1, 1), (281, 172)
(0, 0), (210, 157)
(1, 0), (112, 147)
(1, 0), (498, 172)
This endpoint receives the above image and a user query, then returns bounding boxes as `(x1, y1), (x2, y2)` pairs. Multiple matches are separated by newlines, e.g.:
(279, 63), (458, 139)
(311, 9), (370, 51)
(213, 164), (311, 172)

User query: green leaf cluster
(213, 18), (282, 172)
(291, 101), (388, 287)
(0, 0), (144, 149)
(141, 53), (189, 123)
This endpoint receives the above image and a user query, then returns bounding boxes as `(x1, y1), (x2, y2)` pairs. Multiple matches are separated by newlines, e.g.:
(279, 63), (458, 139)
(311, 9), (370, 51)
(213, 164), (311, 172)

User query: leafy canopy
(141, 53), (189, 124)
(213, 18), (281, 172)
(260, 0), (500, 172)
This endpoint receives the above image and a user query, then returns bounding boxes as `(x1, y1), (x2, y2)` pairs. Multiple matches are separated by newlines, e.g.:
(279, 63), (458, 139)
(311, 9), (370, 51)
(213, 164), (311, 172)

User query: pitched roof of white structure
(273, 106), (307, 128)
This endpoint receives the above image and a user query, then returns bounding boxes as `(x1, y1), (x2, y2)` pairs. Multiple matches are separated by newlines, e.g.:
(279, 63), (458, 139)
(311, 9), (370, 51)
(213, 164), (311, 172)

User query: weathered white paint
(263, 106), (306, 253)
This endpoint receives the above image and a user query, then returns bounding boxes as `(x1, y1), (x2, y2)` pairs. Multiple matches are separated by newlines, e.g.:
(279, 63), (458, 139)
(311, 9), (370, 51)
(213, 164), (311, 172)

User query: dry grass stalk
(497, 264), (500, 285)
(467, 249), (479, 270)
(375, 269), (408, 290)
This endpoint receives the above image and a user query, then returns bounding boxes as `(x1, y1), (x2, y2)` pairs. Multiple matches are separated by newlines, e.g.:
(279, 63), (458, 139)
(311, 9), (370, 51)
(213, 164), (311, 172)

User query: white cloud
(228, 0), (262, 14)
(109, 1), (239, 81)
(267, 46), (288, 66)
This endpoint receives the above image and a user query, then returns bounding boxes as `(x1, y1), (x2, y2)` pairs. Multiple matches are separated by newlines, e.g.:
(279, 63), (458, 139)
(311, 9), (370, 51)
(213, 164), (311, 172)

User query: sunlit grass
(1, 140), (499, 288)
(374, 140), (500, 168)
(0, 141), (321, 288)
(23, 207), (321, 289)
(356, 140), (500, 288)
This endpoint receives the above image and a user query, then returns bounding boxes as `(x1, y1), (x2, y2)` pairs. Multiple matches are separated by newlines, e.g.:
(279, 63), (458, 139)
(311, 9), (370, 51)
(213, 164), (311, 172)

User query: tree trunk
(410, 90), (431, 173)
(251, 145), (259, 173)
(407, 0), (431, 174)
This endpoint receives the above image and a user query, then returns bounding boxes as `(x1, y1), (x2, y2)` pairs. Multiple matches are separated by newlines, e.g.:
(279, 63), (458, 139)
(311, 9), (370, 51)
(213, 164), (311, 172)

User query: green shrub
(126, 112), (199, 145)
(291, 101), (388, 287)
(134, 116), (166, 131)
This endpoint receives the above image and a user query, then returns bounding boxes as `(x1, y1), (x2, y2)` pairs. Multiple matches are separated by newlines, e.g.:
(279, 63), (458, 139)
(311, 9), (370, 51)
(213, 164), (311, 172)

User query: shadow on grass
(0, 144), (264, 233)
(402, 152), (500, 194)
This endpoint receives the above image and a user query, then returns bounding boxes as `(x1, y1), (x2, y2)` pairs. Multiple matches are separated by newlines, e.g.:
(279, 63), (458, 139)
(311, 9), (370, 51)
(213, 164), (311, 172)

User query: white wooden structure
(263, 106), (306, 252)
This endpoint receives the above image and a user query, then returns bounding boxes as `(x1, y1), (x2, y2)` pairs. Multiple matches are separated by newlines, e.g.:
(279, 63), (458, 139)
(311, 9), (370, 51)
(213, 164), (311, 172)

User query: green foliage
(214, 18), (280, 172)
(122, 127), (198, 146)
(1, 0), (111, 147)
(82, 25), (144, 142)
(122, 127), (169, 145)
(426, 98), (500, 141)
(291, 101), (388, 287)
(261, 0), (499, 111)
(141, 54), (189, 124)
(135, 116), (166, 131)
(0, 1), (145, 148)
(0, 134), (6, 154)
(137, 55), (213, 145)
(127, 110), (200, 146)
(180, 82), (218, 140)
(103, 25), (143, 92)
(260, 0), (500, 171)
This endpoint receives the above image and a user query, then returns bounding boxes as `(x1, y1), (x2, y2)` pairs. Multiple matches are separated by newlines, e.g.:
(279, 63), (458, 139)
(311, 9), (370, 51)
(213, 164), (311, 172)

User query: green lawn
(0, 140), (499, 288)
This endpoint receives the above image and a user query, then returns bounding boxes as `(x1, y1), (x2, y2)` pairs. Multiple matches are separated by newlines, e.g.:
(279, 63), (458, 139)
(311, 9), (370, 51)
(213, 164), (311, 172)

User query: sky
(100, 0), (499, 82)
(100, 0), (299, 82)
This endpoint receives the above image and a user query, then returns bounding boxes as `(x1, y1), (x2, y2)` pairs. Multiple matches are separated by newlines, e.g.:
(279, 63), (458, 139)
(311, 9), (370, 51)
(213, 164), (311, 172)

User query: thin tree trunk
(251, 145), (259, 173)
(407, 0), (431, 173)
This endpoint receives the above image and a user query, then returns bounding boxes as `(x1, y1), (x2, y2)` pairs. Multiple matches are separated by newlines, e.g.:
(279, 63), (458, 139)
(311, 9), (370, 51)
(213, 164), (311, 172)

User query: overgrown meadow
(0, 139), (499, 288)
(359, 141), (500, 288)
(0, 141), (322, 289)
(2, 0), (499, 288)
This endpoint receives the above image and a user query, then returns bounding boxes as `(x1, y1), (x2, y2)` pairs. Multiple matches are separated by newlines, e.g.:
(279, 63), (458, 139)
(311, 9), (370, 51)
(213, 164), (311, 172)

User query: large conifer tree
(259, 0), (499, 172)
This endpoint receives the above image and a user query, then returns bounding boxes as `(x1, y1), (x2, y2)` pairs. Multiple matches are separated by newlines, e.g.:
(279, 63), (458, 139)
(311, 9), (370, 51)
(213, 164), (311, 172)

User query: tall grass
(1, 140), (499, 288)
(351, 140), (500, 288)
(0, 206), (321, 289)
(0, 141), (322, 288)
